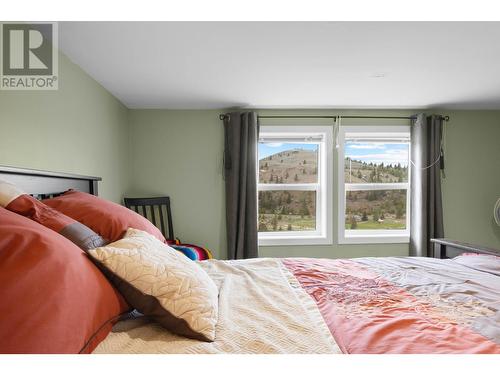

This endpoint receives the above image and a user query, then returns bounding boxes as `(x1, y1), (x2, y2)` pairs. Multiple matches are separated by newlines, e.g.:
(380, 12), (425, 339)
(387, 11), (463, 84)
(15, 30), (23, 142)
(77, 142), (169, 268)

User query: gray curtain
(223, 112), (259, 259)
(410, 114), (444, 257)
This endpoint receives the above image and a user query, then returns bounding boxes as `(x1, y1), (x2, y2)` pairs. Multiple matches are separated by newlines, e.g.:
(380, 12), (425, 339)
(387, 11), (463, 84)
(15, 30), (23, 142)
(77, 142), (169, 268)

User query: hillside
(344, 158), (408, 183)
(259, 148), (317, 184)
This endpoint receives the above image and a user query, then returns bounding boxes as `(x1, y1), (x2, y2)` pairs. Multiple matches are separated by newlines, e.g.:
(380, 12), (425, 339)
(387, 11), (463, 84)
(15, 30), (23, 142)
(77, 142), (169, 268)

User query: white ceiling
(59, 22), (500, 109)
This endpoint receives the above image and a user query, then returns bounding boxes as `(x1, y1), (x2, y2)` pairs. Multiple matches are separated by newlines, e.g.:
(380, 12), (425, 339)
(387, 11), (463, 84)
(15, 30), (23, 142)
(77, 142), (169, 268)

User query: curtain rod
(218, 114), (450, 122)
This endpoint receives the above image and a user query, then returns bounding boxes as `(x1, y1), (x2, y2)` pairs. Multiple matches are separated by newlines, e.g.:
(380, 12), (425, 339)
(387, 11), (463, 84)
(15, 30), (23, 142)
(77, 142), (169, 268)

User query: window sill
(338, 235), (409, 245)
(259, 235), (333, 247)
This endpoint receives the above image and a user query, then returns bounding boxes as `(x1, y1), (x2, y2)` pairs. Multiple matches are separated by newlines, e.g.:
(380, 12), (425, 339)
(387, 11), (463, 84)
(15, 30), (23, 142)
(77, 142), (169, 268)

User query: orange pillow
(0, 207), (130, 353)
(0, 180), (106, 250)
(43, 190), (166, 243)
(5, 194), (106, 250)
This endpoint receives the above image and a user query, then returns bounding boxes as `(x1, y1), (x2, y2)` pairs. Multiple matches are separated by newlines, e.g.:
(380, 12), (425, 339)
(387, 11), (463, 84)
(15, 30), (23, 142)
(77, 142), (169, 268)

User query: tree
(258, 222), (268, 231)
(362, 211), (368, 221)
(396, 205), (404, 219)
(300, 197), (309, 218)
(272, 215), (278, 231)
(258, 215), (268, 232)
(350, 216), (358, 229)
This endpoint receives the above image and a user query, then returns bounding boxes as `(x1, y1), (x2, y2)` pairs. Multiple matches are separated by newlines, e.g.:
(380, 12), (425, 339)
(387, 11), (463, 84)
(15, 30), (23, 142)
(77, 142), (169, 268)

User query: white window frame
(338, 126), (411, 244)
(258, 126), (333, 246)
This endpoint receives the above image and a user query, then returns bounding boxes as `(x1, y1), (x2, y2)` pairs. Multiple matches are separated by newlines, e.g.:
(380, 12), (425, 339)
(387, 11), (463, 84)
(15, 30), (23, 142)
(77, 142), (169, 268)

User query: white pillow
(452, 253), (500, 276)
(88, 228), (218, 341)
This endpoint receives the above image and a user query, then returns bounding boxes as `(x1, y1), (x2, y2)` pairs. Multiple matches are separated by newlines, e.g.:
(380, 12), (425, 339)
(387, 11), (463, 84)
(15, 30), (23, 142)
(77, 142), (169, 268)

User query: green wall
(439, 110), (500, 249)
(127, 109), (500, 259)
(126, 110), (227, 258)
(0, 53), (129, 203)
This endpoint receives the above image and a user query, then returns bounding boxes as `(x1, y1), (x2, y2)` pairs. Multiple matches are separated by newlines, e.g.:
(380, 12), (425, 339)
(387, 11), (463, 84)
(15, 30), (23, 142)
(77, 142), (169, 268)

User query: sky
(258, 142), (318, 160)
(345, 141), (409, 166)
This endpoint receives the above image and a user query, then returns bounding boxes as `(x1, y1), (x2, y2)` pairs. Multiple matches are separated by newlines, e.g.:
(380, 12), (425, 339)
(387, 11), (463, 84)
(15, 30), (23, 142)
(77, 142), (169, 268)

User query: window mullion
(345, 183), (408, 192)
(258, 183), (319, 191)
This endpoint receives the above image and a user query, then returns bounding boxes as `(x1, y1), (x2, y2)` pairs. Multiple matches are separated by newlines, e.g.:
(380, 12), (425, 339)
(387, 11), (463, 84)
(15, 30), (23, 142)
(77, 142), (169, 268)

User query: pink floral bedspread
(283, 256), (500, 354)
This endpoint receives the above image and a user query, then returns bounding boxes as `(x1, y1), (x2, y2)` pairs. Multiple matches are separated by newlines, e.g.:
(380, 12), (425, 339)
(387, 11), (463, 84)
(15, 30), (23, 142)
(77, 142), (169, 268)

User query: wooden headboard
(0, 165), (101, 198)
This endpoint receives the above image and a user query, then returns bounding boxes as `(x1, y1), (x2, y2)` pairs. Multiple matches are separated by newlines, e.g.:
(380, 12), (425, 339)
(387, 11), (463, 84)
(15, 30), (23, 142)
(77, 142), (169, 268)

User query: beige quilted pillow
(88, 228), (218, 342)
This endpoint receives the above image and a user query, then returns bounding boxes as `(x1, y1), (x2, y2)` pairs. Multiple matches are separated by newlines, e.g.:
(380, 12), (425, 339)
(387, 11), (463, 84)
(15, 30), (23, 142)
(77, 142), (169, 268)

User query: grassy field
(345, 217), (406, 230)
(259, 214), (316, 232)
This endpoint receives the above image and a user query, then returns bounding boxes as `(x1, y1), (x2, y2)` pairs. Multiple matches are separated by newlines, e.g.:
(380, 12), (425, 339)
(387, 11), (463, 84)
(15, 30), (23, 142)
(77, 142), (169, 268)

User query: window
(258, 126), (333, 246)
(338, 126), (410, 244)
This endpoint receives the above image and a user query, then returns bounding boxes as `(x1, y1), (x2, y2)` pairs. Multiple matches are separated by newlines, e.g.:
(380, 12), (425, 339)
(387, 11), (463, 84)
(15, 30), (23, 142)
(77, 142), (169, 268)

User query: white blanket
(94, 258), (341, 354)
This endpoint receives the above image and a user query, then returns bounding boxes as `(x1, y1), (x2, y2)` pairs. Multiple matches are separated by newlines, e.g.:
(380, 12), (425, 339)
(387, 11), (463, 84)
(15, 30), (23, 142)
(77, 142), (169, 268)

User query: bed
(1, 165), (500, 354)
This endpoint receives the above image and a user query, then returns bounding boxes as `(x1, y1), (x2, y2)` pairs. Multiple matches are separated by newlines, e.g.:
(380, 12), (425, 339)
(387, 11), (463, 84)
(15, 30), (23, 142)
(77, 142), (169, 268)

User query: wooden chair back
(123, 196), (175, 241)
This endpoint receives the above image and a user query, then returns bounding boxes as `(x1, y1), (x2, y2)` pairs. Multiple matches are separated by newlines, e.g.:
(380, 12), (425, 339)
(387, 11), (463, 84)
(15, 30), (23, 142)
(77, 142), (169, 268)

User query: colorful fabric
(170, 243), (213, 260)
(283, 256), (500, 354)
